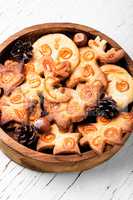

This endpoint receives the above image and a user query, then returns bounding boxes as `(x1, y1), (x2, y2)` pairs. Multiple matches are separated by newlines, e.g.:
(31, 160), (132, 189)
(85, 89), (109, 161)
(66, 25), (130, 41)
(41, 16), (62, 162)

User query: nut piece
(73, 33), (88, 47)
(34, 116), (50, 133)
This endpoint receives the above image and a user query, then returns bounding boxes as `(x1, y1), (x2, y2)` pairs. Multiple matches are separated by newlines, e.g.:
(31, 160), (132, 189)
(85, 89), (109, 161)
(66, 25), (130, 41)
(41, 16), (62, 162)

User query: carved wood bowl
(0, 23), (132, 172)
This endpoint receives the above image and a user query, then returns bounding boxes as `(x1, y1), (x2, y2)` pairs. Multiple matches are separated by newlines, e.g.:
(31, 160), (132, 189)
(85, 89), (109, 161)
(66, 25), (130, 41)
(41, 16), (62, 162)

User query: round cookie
(101, 64), (133, 110)
(32, 33), (79, 75)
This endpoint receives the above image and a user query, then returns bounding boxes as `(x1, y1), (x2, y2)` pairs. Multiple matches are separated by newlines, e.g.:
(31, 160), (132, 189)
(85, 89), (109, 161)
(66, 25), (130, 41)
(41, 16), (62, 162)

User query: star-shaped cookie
(37, 124), (81, 155)
(78, 112), (133, 154)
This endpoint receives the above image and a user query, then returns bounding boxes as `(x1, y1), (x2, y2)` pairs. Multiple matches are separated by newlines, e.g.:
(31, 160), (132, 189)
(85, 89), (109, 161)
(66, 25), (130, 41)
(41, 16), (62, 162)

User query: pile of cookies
(0, 31), (133, 155)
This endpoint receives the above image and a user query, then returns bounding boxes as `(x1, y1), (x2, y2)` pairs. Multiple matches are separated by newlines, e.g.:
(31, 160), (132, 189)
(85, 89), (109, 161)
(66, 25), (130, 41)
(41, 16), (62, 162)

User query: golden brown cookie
(44, 81), (104, 130)
(67, 47), (107, 88)
(88, 36), (125, 64)
(0, 88), (28, 124)
(78, 112), (133, 154)
(37, 124), (81, 155)
(101, 64), (133, 110)
(0, 60), (24, 95)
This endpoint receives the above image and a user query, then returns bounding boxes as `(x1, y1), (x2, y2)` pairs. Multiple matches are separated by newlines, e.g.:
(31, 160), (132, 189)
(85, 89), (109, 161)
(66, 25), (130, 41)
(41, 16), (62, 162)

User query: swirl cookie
(37, 124), (81, 155)
(78, 112), (133, 154)
(32, 33), (79, 75)
(67, 47), (107, 88)
(101, 64), (133, 110)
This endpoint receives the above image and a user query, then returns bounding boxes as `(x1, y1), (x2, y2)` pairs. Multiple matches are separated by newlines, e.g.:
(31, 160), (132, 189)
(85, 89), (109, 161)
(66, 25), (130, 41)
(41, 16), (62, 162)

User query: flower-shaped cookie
(37, 124), (81, 155)
(78, 112), (133, 154)
(101, 64), (133, 110)
(0, 60), (24, 95)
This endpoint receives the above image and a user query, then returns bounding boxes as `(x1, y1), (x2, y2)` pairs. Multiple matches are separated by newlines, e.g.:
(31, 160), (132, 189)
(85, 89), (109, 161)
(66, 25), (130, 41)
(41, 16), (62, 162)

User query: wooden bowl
(0, 23), (132, 172)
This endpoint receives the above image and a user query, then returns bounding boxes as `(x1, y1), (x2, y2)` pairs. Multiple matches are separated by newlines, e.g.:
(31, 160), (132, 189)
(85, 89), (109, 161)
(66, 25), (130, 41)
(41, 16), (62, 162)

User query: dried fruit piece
(34, 116), (51, 133)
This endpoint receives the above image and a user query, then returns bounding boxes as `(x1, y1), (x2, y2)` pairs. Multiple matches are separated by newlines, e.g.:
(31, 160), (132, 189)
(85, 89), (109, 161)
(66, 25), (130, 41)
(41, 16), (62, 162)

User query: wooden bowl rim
(0, 22), (132, 164)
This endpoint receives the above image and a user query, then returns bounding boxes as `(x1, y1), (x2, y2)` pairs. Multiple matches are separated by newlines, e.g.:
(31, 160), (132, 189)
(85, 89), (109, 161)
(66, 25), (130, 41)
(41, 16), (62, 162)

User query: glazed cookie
(78, 112), (133, 154)
(32, 33), (79, 75)
(101, 64), (133, 110)
(67, 47), (107, 88)
(37, 124), (81, 155)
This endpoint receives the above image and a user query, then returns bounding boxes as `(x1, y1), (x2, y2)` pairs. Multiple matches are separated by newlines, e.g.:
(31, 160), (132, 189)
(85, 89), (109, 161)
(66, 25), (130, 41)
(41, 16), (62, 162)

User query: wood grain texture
(0, 0), (133, 199)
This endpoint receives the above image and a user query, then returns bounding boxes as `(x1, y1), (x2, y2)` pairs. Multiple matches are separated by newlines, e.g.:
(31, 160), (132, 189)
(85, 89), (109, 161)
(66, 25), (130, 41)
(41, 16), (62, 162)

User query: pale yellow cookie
(101, 64), (133, 110)
(32, 33), (79, 75)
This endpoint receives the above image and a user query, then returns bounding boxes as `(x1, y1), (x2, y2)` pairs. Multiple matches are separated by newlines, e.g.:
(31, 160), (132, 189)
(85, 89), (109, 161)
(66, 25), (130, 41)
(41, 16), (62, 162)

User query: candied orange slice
(83, 64), (94, 77)
(82, 125), (97, 134)
(104, 127), (118, 138)
(98, 117), (111, 124)
(1, 72), (14, 83)
(40, 44), (52, 56)
(116, 80), (129, 92)
(59, 48), (72, 59)
(92, 136), (102, 147)
(41, 134), (56, 143)
(83, 50), (95, 61)
(63, 137), (75, 149)
(10, 94), (23, 104)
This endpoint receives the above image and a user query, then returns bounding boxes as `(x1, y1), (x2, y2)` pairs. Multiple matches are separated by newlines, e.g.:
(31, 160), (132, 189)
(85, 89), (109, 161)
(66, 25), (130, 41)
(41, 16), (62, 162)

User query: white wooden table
(0, 0), (133, 199)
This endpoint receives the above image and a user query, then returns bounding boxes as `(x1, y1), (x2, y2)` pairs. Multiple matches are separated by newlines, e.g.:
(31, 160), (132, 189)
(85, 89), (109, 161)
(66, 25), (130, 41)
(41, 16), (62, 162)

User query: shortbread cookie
(78, 112), (133, 154)
(45, 80), (103, 129)
(37, 124), (81, 155)
(67, 47), (107, 88)
(0, 88), (28, 124)
(0, 60), (24, 95)
(101, 64), (133, 110)
(32, 33), (79, 75)
(88, 36), (125, 64)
